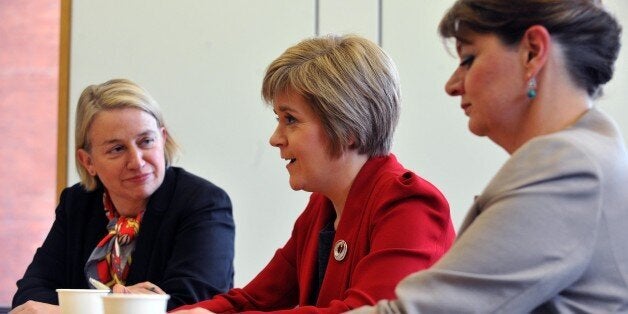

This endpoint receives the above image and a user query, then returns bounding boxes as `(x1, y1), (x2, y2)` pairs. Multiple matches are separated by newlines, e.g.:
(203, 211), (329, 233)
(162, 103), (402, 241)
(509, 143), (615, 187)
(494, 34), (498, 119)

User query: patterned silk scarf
(85, 191), (144, 287)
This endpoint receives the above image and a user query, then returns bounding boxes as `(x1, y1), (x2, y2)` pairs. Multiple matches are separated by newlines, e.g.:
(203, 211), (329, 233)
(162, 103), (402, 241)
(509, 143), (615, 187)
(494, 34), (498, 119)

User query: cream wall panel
(319, 0), (379, 42)
(600, 0), (628, 143)
(68, 0), (315, 286)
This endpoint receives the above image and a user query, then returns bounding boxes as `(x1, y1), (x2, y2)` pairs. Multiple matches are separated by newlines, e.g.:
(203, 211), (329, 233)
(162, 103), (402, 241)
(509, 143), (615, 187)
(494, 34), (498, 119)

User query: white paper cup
(102, 293), (170, 314)
(56, 289), (109, 314)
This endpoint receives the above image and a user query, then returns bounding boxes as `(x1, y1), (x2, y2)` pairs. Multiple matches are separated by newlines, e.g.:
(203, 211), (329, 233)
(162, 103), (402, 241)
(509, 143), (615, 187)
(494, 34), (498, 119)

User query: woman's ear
(347, 134), (358, 150)
(77, 149), (96, 176)
(161, 127), (168, 142)
(521, 25), (551, 79)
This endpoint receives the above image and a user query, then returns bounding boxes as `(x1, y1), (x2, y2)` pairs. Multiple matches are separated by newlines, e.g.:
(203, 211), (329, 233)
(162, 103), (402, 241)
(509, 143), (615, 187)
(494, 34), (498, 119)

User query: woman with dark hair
(351, 0), (628, 312)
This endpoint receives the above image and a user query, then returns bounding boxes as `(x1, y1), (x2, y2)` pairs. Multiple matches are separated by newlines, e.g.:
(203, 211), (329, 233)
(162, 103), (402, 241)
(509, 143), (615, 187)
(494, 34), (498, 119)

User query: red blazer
(174, 155), (455, 313)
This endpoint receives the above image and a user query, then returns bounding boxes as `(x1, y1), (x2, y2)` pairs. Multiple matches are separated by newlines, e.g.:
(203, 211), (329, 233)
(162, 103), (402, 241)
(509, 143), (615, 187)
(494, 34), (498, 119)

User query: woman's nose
(127, 147), (146, 169)
(445, 69), (464, 96)
(269, 126), (284, 147)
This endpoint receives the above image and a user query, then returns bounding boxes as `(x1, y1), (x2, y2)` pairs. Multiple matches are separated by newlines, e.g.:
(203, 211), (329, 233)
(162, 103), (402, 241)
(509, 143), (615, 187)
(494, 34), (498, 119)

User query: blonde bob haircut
(75, 78), (179, 191)
(262, 34), (401, 157)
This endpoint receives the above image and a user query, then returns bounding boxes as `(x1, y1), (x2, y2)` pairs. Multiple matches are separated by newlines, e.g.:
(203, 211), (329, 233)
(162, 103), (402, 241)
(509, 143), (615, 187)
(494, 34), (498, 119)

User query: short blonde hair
(75, 78), (179, 190)
(262, 34), (401, 157)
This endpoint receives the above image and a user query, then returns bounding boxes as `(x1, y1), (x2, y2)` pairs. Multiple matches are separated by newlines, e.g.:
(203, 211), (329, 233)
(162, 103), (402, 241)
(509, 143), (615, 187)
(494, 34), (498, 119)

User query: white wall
(67, 0), (628, 287)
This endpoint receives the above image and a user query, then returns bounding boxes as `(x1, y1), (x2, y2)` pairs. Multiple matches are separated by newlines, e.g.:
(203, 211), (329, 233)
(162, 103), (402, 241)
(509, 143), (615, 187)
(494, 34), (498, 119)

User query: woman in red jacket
(172, 34), (455, 314)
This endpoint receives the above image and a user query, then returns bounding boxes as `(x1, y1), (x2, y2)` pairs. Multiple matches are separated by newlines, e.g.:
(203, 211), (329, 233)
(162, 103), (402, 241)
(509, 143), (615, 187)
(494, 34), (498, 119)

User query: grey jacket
(365, 108), (628, 313)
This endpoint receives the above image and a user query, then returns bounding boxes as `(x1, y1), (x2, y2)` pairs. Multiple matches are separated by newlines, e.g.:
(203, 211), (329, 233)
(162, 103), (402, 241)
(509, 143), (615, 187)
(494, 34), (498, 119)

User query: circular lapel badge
(333, 240), (348, 261)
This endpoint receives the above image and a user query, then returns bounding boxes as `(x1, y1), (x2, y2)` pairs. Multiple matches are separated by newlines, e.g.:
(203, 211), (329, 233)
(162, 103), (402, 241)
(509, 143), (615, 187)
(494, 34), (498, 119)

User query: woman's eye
(108, 145), (124, 154)
(459, 55), (475, 67)
(285, 115), (296, 125)
(274, 114), (297, 125)
(140, 137), (155, 147)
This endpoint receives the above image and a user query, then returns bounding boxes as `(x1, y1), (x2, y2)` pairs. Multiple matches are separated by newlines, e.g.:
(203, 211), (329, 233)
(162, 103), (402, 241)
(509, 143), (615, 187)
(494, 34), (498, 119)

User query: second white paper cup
(102, 293), (170, 314)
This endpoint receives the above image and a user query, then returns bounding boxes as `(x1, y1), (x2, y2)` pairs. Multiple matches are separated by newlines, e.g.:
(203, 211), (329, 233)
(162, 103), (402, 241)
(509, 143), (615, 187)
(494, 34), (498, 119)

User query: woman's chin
(288, 179), (309, 192)
(288, 183), (303, 191)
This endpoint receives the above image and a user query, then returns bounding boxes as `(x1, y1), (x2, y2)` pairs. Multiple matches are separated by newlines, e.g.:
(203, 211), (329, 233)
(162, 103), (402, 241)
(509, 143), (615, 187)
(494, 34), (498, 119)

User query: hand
(345, 305), (378, 313)
(169, 308), (215, 314)
(112, 281), (166, 295)
(9, 301), (60, 314)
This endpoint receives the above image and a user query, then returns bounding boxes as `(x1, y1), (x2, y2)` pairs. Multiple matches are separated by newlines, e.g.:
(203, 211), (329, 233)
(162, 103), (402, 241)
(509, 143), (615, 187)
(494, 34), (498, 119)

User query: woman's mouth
(126, 173), (152, 183)
(461, 103), (471, 115)
(283, 158), (296, 166)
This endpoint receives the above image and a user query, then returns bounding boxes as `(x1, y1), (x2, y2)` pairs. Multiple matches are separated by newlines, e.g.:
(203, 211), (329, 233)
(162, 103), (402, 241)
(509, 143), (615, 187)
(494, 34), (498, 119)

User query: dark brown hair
(439, 0), (622, 97)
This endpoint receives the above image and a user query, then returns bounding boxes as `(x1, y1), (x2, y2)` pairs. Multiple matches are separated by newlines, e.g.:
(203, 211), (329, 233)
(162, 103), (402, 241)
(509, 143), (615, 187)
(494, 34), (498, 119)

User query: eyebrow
(274, 104), (296, 114)
(455, 36), (473, 55)
(97, 130), (157, 146)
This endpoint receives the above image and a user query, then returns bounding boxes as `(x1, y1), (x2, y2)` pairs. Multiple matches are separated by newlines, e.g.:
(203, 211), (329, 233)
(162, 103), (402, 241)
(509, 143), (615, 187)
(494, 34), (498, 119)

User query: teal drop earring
(527, 77), (537, 99)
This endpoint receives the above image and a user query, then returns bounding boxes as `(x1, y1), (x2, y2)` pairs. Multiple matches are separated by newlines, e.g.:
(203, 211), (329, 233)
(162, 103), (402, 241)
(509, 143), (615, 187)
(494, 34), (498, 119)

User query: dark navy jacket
(12, 167), (234, 310)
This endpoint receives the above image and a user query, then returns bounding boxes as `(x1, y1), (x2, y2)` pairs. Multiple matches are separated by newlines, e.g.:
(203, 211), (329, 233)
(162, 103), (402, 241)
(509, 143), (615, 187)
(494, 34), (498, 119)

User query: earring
(527, 77), (537, 99)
